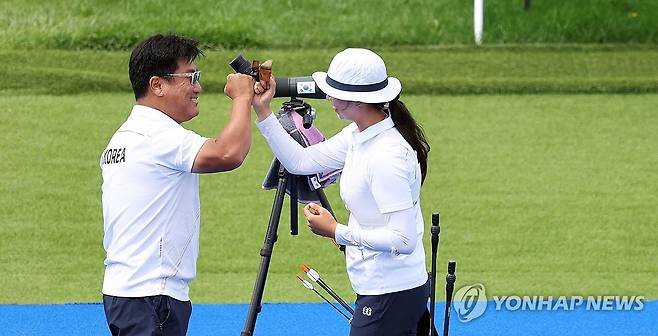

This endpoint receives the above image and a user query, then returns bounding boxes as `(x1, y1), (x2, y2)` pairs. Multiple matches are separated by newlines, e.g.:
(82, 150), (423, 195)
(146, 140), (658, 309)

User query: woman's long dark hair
(376, 99), (430, 184)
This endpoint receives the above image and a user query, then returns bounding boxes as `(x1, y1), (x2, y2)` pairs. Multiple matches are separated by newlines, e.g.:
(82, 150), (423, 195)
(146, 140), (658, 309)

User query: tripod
(241, 162), (335, 335)
(241, 100), (337, 336)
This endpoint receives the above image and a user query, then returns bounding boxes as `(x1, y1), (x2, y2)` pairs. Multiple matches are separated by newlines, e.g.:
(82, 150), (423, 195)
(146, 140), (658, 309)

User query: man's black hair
(129, 34), (204, 99)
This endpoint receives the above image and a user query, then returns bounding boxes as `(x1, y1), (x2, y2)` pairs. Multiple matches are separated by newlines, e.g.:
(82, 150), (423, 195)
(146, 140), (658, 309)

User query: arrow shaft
(316, 279), (354, 315)
(312, 289), (352, 321)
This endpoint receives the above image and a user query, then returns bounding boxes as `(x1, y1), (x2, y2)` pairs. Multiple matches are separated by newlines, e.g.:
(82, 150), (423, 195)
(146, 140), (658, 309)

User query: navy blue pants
(350, 281), (430, 336)
(103, 294), (192, 336)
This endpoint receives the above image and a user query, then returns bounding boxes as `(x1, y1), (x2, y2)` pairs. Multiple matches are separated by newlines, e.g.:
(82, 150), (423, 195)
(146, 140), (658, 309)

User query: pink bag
(262, 110), (341, 204)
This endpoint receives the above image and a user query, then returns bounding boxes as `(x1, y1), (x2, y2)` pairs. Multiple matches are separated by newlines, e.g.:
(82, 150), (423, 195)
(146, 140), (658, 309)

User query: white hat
(312, 48), (401, 103)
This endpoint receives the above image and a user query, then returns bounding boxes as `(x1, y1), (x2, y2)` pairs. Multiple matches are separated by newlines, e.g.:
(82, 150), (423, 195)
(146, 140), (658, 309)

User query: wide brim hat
(312, 48), (401, 104)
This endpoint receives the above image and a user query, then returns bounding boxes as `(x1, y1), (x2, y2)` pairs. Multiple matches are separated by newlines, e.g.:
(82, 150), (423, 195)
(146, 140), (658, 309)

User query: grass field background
(1, 0), (657, 49)
(1, 93), (656, 303)
(0, 0), (656, 307)
(3, 46), (658, 96)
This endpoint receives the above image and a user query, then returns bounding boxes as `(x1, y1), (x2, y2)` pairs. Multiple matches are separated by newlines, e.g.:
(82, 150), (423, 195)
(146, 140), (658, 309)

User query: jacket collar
(130, 104), (180, 127)
(352, 117), (395, 144)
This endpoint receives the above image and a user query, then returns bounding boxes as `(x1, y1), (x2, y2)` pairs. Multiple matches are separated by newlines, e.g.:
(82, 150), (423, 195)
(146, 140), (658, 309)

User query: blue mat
(0, 301), (655, 335)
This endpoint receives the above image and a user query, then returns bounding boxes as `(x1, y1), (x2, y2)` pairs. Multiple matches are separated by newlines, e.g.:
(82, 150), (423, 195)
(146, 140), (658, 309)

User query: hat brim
(312, 72), (401, 103)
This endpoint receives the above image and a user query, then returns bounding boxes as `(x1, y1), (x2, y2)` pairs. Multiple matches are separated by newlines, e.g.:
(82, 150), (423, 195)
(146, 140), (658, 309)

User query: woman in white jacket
(253, 48), (431, 336)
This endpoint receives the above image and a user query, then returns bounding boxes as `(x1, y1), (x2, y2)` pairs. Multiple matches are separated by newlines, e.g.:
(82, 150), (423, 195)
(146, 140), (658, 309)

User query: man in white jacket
(100, 33), (255, 336)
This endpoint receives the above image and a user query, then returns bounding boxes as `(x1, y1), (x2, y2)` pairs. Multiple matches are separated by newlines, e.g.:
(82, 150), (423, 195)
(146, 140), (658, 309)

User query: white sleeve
(334, 206), (418, 255)
(256, 113), (350, 175)
(369, 145), (417, 213)
(152, 127), (208, 173)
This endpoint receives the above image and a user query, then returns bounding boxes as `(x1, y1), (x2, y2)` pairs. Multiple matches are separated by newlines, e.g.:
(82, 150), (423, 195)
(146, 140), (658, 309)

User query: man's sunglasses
(164, 70), (201, 86)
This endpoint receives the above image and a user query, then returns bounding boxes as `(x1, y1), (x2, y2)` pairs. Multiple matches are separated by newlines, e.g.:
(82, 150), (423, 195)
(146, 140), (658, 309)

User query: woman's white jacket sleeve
(256, 113), (349, 174)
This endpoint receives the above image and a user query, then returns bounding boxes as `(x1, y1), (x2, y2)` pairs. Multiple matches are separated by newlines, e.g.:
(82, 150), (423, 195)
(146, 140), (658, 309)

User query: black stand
(443, 261), (456, 336)
(429, 213), (441, 336)
(241, 161), (335, 336)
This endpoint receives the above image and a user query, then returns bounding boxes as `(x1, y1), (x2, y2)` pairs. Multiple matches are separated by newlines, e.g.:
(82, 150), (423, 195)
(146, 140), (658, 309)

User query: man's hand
(224, 73), (254, 101)
(303, 202), (337, 238)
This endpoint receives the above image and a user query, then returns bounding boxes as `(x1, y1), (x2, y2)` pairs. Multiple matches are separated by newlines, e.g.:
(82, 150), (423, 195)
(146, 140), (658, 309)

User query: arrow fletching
(296, 274), (314, 290)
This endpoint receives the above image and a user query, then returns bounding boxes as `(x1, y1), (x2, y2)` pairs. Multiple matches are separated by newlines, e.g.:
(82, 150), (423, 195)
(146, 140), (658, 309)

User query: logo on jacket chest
(101, 147), (126, 165)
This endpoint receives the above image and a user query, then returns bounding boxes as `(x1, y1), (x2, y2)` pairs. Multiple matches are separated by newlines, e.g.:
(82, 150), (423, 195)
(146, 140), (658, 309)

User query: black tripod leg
(241, 164), (288, 336)
(290, 175), (298, 236)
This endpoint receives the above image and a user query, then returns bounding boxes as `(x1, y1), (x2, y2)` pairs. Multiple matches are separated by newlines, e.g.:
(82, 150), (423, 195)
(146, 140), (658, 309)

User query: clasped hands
(223, 59), (275, 120)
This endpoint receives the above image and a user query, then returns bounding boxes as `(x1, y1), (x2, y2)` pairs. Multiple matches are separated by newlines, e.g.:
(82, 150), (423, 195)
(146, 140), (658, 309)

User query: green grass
(2, 0), (655, 309)
(3, 46), (658, 96)
(1, 0), (657, 50)
(0, 93), (656, 303)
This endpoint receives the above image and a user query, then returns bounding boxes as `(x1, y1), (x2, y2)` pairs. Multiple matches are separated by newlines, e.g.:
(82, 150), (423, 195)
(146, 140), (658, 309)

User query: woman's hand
(252, 64), (276, 121)
(303, 202), (337, 238)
